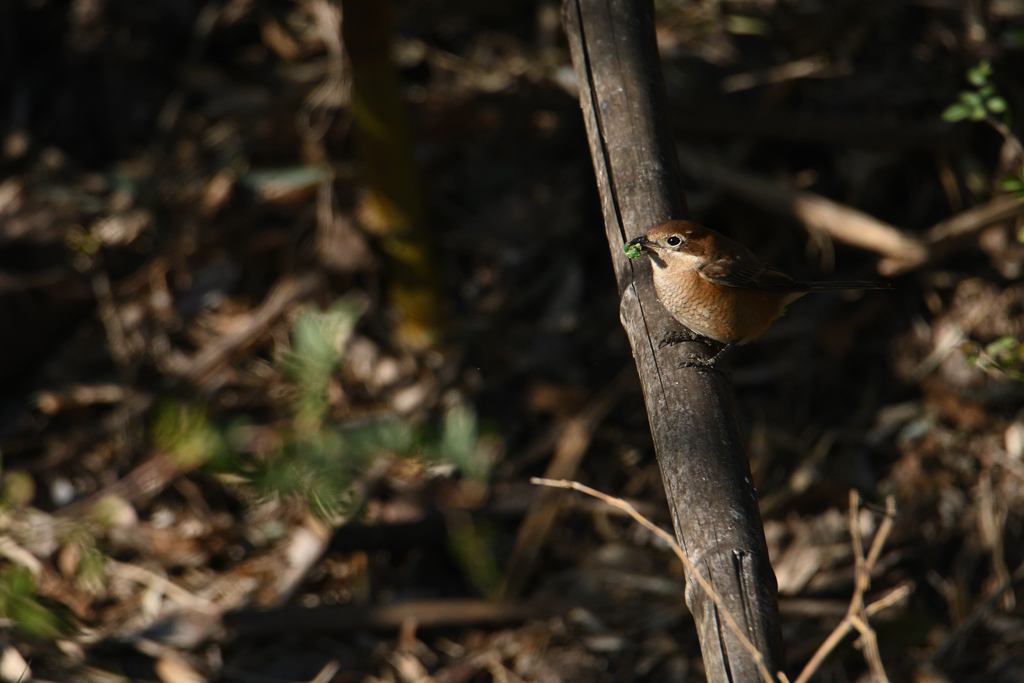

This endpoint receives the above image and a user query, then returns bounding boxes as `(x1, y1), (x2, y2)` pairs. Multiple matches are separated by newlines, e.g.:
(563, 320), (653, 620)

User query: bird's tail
(800, 280), (892, 292)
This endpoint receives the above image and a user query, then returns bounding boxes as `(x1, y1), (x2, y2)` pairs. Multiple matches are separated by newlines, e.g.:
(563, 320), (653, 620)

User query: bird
(625, 219), (891, 366)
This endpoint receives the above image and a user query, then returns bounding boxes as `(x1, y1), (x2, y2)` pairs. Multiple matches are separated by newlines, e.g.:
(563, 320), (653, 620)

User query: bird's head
(625, 220), (708, 267)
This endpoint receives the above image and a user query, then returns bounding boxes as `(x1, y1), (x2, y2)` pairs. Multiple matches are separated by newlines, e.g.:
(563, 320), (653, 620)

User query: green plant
(203, 294), (497, 520)
(1000, 166), (1024, 197)
(279, 294), (367, 433)
(963, 336), (1024, 381)
(446, 511), (502, 598)
(943, 61), (1024, 200)
(0, 566), (63, 639)
(151, 400), (227, 467)
(942, 61), (1007, 123)
(151, 293), (502, 586)
(1, 472), (35, 508)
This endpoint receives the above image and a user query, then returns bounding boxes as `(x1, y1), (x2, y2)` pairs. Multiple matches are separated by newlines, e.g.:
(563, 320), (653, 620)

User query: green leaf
(151, 400), (226, 467)
(2, 471), (35, 507)
(723, 14), (769, 35)
(967, 60), (991, 86)
(0, 567), (63, 639)
(960, 90), (984, 108)
(445, 512), (502, 598)
(968, 106), (987, 121)
(986, 336), (1019, 357)
(999, 175), (1024, 192)
(280, 294), (367, 429)
(986, 96), (1008, 114)
(942, 103), (971, 122)
(441, 402), (486, 481)
(339, 418), (415, 461)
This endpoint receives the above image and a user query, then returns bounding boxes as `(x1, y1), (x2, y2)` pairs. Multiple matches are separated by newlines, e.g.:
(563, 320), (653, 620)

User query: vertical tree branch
(561, 0), (785, 679)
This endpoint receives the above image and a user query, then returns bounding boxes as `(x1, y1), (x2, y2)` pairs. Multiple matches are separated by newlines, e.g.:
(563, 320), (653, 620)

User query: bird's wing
(699, 256), (799, 290)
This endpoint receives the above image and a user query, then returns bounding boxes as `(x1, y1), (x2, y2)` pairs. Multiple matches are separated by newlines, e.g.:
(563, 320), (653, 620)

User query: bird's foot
(678, 341), (735, 371)
(658, 329), (697, 349)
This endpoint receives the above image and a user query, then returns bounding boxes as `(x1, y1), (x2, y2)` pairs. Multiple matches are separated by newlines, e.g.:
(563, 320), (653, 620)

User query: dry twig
(877, 193), (1024, 275)
(182, 272), (323, 386)
(532, 477), (780, 683)
(791, 492), (898, 683)
(108, 558), (219, 614)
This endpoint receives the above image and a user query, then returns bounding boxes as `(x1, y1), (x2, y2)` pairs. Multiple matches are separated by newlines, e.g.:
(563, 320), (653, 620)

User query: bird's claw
(659, 330), (735, 369)
(676, 341), (735, 371)
(658, 329), (696, 349)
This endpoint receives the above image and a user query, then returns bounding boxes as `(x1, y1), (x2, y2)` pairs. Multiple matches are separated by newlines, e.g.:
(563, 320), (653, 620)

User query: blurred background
(1, 0), (1024, 681)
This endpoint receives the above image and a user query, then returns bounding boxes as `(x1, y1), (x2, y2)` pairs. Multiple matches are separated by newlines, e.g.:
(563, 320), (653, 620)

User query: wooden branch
(562, 1), (785, 680)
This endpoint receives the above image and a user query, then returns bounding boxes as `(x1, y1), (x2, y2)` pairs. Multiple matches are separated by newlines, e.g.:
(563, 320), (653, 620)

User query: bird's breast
(651, 267), (787, 344)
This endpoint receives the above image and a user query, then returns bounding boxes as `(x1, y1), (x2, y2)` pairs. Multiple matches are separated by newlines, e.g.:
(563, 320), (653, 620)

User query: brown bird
(626, 220), (890, 366)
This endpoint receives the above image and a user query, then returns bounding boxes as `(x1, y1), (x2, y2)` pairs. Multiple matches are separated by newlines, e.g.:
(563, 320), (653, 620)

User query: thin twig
(182, 272), (322, 385)
(850, 491), (868, 595)
(866, 581), (914, 617)
(879, 193), (1024, 275)
(791, 582), (911, 683)
(865, 497), (898, 581)
(792, 493), (897, 683)
(531, 477), (779, 683)
(107, 558), (219, 614)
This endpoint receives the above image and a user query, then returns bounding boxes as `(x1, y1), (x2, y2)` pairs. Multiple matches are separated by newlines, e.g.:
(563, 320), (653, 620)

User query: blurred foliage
(279, 294), (367, 432)
(439, 402), (485, 482)
(446, 510), (503, 598)
(151, 401), (227, 468)
(1000, 166), (1024, 199)
(943, 60), (1024, 202)
(1, 471), (36, 509)
(963, 336), (1024, 381)
(151, 295), (496, 523)
(942, 61), (1007, 123)
(0, 566), (63, 639)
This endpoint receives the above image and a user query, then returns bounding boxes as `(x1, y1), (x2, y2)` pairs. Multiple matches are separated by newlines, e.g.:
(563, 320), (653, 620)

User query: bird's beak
(626, 235), (652, 251)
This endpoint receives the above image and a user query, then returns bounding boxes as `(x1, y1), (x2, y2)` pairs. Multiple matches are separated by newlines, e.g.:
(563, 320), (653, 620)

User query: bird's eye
(666, 235), (681, 246)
